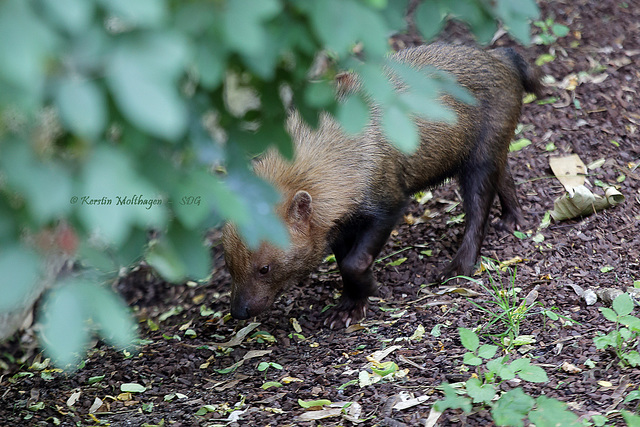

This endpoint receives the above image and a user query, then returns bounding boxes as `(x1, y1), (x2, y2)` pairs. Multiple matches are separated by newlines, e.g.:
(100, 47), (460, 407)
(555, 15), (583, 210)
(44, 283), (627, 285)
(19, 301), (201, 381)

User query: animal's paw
(494, 212), (523, 234)
(323, 297), (368, 329)
(436, 261), (474, 284)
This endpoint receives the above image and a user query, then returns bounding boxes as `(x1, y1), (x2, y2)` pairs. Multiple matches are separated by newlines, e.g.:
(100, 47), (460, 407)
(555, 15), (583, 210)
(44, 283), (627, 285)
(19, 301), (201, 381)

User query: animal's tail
(494, 47), (543, 98)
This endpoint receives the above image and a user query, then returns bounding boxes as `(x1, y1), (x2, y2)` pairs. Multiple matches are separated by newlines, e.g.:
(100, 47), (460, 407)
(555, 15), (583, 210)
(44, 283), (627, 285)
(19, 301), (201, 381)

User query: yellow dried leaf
(290, 317), (302, 333)
(549, 155), (587, 191)
(561, 362), (582, 374)
(117, 392), (133, 401)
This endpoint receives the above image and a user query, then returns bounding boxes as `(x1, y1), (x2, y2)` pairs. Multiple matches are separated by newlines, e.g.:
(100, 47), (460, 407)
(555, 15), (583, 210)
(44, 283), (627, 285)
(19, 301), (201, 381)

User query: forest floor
(1, 0), (639, 426)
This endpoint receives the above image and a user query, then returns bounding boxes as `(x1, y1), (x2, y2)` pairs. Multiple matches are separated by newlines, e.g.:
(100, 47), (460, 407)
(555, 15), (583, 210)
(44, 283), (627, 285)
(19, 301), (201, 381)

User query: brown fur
(223, 43), (542, 324)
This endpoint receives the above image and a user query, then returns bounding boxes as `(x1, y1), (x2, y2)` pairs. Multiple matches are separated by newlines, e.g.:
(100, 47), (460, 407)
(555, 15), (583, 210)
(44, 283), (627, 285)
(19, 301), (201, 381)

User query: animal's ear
(288, 190), (313, 230)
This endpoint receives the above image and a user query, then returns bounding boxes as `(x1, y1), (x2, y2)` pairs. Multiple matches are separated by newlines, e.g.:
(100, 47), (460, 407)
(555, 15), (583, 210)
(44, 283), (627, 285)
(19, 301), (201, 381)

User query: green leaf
(623, 351), (640, 367)
(382, 103), (419, 153)
(371, 361), (399, 376)
(434, 383), (472, 413)
(224, 149), (289, 249)
(415, 0), (446, 41)
(106, 33), (189, 140)
(194, 42), (226, 89)
(593, 331), (618, 350)
(625, 389), (640, 403)
(39, 284), (90, 367)
(477, 344), (499, 359)
(40, 0), (95, 34)
(487, 357), (516, 380)
(619, 315), (640, 331)
(465, 377), (496, 404)
(88, 375), (105, 385)
(222, 0), (281, 57)
(0, 246), (41, 312)
(0, 140), (73, 225)
(552, 23), (570, 37)
(311, 0), (364, 56)
(386, 257), (407, 267)
(513, 230), (528, 239)
(463, 352), (483, 366)
(491, 388), (535, 427)
(600, 307), (619, 323)
(495, 0), (540, 45)
(79, 146), (168, 247)
(622, 410), (640, 427)
(509, 138), (532, 152)
(120, 383), (146, 393)
(517, 364), (548, 383)
(613, 293), (634, 317)
(261, 381), (283, 390)
(86, 283), (137, 350)
(508, 358), (531, 371)
(146, 238), (187, 283)
(298, 399), (332, 408)
(529, 396), (579, 427)
(305, 80), (336, 109)
(97, 0), (167, 27)
(459, 327), (480, 351)
(447, 0), (496, 45)
(55, 77), (106, 139)
(0, 0), (57, 111)
(337, 94), (370, 135)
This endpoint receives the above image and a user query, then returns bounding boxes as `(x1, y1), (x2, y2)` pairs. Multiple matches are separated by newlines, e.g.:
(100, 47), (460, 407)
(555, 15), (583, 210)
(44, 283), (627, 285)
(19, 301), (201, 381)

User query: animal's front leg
(326, 215), (397, 328)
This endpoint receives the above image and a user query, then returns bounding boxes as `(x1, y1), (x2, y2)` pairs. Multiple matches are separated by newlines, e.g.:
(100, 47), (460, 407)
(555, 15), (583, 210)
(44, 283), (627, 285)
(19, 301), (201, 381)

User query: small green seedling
(434, 329), (579, 426)
(593, 293), (640, 367)
(257, 361), (283, 380)
(533, 18), (570, 45)
(461, 259), (575, 352)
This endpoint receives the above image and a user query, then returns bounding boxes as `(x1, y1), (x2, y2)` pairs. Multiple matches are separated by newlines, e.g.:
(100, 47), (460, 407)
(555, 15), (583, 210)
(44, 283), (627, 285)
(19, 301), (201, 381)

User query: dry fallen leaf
(66, 389), (81, 407)
(549, 185), (624, 221)
(561, 361), (583, 374)
(549, 155), (587, 191)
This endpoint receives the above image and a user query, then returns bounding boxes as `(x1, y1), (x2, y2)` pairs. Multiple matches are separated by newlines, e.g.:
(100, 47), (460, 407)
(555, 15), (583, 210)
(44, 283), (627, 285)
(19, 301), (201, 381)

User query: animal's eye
(259, 265), (270, 275)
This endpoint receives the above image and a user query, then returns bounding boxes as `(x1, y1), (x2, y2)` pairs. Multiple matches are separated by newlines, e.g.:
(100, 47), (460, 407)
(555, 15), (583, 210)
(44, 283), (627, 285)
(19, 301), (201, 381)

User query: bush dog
(223, 44), (541, 327)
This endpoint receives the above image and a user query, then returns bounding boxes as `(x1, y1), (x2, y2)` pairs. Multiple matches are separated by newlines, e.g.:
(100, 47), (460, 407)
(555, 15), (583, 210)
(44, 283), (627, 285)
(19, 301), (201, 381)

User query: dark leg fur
(495, 163), (523, 232)
(440, 159), (498, 281)
(326, 212), (399, 328)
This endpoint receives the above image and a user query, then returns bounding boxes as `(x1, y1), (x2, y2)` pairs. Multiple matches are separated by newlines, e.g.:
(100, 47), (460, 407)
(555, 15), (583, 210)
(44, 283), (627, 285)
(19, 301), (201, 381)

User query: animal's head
(222, 190), (325, 319)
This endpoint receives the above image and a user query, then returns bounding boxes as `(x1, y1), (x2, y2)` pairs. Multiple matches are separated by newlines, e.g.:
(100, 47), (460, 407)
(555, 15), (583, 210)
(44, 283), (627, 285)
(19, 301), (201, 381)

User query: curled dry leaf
(596, 288), (624, 305)
(549, 185), (624, 221)
(561, 361), (583, 374)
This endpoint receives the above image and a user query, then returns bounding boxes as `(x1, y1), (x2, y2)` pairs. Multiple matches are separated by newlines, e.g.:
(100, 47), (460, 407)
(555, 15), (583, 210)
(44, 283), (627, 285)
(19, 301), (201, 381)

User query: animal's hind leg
(495, 163), (523, 232)
(440, 161), (498, 281)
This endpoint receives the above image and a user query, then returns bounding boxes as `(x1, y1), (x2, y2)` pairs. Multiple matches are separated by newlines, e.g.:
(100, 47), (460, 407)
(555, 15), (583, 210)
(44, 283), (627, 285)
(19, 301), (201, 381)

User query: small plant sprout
(433, 329), (579, 426)
(593, 293), (640, 367)
(461, 258), (577, 352)
(257, 361), (283, 380)
(533, 18), (570, 45)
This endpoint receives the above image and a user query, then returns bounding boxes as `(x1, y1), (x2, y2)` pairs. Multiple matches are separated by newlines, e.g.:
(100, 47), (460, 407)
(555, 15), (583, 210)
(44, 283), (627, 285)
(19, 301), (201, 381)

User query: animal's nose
(230, 302), (250, 320)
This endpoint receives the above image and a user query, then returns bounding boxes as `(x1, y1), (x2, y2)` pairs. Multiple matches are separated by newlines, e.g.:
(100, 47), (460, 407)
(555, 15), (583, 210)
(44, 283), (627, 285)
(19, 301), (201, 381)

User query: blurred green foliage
(0, 0), (538, 366)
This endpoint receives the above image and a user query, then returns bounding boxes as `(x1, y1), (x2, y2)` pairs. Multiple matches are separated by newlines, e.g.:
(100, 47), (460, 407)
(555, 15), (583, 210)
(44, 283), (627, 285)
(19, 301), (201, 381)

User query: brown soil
(1, 0), (639, 425)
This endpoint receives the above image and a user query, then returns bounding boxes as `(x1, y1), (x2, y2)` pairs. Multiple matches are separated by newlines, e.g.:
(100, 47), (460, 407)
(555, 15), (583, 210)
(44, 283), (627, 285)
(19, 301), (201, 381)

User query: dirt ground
(1, 0), (639, 426)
